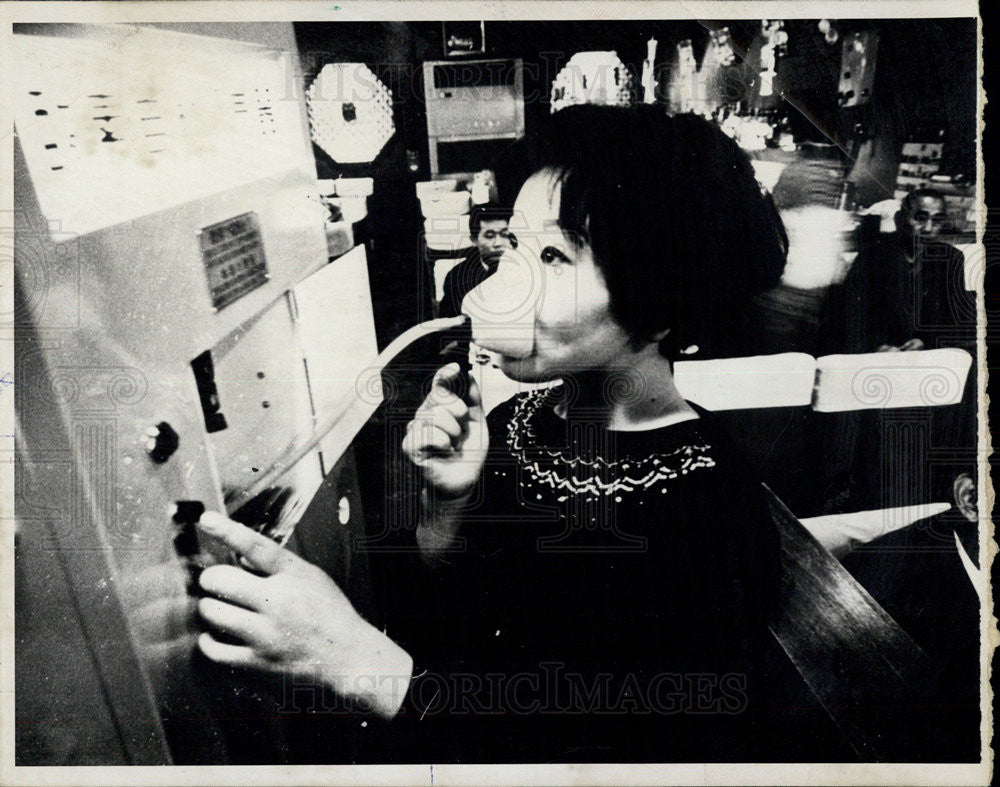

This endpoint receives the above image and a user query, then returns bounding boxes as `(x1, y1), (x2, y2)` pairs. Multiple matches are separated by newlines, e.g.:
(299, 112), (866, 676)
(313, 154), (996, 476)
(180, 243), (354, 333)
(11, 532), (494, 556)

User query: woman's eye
(540, 246), (570, 265)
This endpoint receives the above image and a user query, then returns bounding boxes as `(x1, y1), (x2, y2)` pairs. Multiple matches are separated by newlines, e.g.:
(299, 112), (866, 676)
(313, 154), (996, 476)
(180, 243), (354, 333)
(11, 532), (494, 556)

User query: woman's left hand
(195, 512), (413, 719)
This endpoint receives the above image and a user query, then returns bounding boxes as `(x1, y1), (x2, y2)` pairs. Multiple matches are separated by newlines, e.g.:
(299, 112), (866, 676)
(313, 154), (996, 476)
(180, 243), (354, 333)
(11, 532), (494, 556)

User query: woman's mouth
(461, 267), (538, 359)
(470, 329), (535, 359)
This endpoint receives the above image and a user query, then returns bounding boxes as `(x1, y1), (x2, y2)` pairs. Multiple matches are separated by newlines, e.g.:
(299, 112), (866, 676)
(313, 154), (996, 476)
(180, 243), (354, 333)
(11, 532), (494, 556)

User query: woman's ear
(952, 472), (977, 523)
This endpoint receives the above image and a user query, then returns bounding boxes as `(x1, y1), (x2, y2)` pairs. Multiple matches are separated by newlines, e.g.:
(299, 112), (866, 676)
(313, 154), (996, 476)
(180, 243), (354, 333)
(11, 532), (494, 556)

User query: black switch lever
(190, 350), (228, 433)
(171, 500), (205, 557)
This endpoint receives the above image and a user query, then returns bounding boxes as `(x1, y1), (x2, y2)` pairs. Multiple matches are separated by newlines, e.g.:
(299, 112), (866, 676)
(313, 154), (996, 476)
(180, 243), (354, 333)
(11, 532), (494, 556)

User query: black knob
(170, 500), (206, 592)
(146, 421), (180, 463)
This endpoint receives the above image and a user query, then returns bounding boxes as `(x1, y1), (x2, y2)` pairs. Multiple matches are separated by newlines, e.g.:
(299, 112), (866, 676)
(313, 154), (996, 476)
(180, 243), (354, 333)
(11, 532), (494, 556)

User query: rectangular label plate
(198, 212), (269, 310)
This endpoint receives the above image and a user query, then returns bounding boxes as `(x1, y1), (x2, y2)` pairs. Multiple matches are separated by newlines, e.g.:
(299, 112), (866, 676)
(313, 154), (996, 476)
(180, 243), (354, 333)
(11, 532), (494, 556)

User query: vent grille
(305, 63), (394, 164)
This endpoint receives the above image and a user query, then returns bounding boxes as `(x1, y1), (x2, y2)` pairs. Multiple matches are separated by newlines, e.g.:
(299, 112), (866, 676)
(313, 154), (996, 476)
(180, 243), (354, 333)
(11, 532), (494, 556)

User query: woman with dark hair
(395, 105), (800, 760)
(487, 105), (787, 361)
(194, 106), (842, 762)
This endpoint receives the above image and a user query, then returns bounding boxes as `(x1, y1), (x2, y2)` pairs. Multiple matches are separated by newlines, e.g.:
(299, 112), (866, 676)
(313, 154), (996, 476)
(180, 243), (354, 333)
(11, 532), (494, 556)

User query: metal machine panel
(207, 294), (323, 527)
(13, 23), (377, 765)
(12, 24), (310, 237)
(293, 244), (381, 471)
(424, 59), (524, 139)
(15, 138), (333, 560)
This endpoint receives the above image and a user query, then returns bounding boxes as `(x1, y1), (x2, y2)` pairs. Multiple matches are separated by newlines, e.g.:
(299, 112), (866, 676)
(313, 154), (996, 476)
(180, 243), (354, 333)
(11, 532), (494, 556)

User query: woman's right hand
(403, 363), (488, 499)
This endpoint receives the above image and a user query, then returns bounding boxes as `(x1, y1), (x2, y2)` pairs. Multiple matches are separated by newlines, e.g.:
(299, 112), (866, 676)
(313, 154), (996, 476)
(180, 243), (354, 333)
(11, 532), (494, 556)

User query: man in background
(437, 202), (514, 372)
(438, 202), (513, 319)
(829, 187), (971, 355)
(872, 187), (971, 352)
(815, 187), (976, 515)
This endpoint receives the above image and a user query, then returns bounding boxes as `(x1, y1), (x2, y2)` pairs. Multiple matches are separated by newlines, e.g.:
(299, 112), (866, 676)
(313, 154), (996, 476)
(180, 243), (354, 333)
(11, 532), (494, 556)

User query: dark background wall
(296, 19), (976, 179)
(293, 18), (977, 344)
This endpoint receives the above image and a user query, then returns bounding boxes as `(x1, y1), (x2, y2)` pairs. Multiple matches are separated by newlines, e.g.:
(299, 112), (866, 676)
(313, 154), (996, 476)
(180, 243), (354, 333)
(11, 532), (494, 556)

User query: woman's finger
(431, 363), (481, 413)
(197, 597), (269, 644)
(415, 396), (468, 428)
(419, 423), (454, 452)
(197, 631), (275, 672)
(466, 375), (483, 410)
(418, 384), (468, 417)
(438, 393), (470, 420)
(431, 362), (463, 392)
(426, 408), (464, 441)
(199, 564), (267, 610)
(197, 512), (299, 576)
(404, 423), (454, 460)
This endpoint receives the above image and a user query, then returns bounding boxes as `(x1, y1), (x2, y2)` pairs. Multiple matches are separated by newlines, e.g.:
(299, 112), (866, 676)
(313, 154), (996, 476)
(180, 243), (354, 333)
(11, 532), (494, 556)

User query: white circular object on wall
(306, 63), (394, 164)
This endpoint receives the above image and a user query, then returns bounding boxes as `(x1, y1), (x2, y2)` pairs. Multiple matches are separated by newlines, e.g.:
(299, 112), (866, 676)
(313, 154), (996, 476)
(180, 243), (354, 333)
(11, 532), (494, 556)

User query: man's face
(903, 195), (948, 242)
(474, 219), (512, 266)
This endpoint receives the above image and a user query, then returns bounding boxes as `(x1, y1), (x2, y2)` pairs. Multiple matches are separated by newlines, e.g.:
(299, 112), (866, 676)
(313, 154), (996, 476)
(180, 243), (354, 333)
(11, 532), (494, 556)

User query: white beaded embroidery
(504, 390), (717, 497)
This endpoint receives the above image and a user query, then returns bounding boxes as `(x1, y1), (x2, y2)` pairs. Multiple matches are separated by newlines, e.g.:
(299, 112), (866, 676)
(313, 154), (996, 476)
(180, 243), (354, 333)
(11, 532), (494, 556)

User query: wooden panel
(764, 486), (935, 760)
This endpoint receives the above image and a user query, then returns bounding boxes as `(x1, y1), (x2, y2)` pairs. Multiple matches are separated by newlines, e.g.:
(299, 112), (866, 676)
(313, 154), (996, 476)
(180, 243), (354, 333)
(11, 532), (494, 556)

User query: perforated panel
(13, 26), (309, 236)
(305, 63), (394, 164)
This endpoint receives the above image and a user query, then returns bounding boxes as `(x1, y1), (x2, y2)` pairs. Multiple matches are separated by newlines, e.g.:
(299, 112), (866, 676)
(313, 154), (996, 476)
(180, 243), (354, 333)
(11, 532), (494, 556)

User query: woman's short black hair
(493, 105), (787, 359)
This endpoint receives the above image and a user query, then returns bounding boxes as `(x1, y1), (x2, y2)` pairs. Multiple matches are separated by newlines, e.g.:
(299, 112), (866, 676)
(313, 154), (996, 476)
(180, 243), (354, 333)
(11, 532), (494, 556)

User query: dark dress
(365, 387), (849, 762)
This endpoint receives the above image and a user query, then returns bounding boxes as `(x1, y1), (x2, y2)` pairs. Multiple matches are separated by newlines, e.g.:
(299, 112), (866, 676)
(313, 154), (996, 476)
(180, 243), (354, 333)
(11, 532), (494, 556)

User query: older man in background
(828, 187), (972, 355)
(813, 185), (976, 517)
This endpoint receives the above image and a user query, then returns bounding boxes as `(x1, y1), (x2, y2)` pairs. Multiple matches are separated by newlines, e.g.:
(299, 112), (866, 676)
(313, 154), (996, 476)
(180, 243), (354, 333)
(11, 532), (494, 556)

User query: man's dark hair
(493, 105), (787, 359)
(469, 201), (513, 240)
(896, 187), (950, 238)
(901, 187), (947, 218)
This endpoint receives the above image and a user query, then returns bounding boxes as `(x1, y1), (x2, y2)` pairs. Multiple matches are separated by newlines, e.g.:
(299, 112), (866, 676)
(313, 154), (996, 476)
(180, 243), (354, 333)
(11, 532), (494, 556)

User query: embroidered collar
(503, 389), (718, 497)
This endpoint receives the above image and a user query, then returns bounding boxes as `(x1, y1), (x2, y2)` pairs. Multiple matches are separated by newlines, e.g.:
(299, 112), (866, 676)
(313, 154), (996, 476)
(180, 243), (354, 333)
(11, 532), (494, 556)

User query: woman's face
(466, 169), (634, 382)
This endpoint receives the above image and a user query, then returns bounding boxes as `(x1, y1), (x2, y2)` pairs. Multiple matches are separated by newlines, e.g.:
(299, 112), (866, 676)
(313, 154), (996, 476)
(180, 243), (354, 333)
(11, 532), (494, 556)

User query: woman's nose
(464, 253), (540, 320)
(461, 252), (542, 358)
